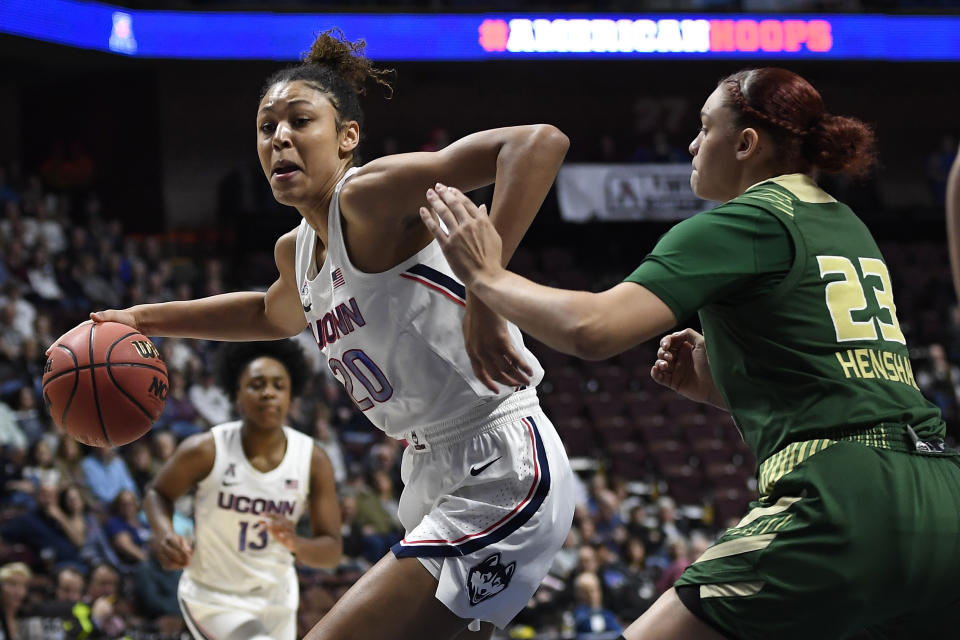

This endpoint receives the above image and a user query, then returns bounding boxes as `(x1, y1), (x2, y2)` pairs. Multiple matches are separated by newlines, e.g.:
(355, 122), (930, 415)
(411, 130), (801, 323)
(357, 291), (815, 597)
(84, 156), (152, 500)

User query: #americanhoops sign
(556, 163), (708, 222)
(3, 3), (960, 61)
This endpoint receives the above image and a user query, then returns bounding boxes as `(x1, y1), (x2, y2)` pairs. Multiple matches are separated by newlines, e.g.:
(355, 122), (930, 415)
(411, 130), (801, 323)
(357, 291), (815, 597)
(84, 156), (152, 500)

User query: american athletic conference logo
(467, 552), (516, 606)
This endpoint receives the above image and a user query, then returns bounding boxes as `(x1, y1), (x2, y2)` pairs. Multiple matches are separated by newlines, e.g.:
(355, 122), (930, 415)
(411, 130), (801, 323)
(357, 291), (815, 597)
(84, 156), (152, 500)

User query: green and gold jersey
(626, 173), (944, 463)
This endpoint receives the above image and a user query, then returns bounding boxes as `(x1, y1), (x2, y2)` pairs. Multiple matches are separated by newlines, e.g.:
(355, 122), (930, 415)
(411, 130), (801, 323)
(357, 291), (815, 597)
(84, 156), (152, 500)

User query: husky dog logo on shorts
(467, 553), (516, 606)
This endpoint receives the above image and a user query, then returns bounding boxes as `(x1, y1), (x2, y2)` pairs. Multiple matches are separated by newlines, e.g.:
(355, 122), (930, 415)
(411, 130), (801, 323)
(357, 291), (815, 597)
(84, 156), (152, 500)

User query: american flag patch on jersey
(332, 268), (346, 289)
(285, 479), (299, 490)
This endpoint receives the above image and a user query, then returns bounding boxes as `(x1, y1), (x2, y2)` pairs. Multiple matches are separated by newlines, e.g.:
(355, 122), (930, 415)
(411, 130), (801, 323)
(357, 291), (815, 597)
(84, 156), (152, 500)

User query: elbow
(528, 124), (570, 159)
(569, 321), (617, 361)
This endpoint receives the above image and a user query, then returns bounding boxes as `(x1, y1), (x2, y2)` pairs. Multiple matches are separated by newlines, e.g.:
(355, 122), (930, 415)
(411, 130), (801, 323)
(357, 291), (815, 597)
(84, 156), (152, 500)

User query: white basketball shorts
(178, 574), (297, 640)
(393, 388), (575, 629)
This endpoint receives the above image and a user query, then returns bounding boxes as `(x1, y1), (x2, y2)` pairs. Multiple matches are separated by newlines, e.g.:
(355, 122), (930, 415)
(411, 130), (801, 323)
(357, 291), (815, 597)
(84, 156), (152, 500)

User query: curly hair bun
(304, 28), (393, 98)
(806, 114), (877, 178)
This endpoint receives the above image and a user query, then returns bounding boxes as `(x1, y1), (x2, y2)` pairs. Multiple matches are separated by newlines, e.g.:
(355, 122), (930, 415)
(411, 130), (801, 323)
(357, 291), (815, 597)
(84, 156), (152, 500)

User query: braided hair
(721, 68), (876, 178)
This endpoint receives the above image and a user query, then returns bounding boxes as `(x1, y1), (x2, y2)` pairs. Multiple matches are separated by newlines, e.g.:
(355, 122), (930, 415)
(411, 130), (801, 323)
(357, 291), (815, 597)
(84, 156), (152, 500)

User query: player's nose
(273, 122), (293, 149)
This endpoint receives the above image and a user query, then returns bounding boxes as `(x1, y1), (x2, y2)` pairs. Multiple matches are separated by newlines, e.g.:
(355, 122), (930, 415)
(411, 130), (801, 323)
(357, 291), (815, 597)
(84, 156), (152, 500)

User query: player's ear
(339, 121), (360, 155)
(736, 127), (760, 161)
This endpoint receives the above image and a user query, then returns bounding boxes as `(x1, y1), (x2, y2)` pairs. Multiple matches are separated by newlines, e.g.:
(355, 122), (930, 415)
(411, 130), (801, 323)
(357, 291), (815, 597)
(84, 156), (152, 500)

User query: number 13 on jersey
(817, 255), (905, 345)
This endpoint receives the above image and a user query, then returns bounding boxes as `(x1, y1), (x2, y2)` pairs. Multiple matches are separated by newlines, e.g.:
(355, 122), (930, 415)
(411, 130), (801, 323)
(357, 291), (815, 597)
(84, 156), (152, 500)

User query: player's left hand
(262, 513), (297, 552)
(464, 292), (533, 393)
(419, 184), (504, 288)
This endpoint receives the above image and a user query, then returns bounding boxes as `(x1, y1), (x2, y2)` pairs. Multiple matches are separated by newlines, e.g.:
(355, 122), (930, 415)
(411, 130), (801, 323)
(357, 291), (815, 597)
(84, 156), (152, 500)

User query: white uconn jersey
(185, 422), (313, 597)
(294, 168), (544, 438)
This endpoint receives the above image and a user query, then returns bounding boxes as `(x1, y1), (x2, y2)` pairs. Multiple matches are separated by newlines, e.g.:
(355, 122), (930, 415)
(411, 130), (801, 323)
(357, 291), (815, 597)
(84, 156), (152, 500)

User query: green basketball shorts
(676, 425), (960, 640)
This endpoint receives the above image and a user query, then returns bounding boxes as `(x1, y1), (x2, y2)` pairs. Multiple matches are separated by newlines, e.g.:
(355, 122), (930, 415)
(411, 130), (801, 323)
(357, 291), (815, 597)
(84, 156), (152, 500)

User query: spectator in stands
(0, 284), (35, 341)
(2, 240), (28, 286)
(351, 470), (403, 564)
(572, 571), (623, 639)
(104, 490), (150, 568)
(187, 369), (232, 427)
(52, 438), (95, 508)
(51, 254), (86, 312)
(126, 441), (157, 497)
(0, 402), (26, 456)
(13, 387), (45, 448)
(916, 343), (960, 423)
(81, 447), (138, 504)
(32, 315), (56, 356)
(75, 255), (118, 310)
(146, 432), (173, 469)
(0, 306), (27, 365)
(56, 483), (108, 567)
(78, 563), (128, 638)
(154, 369), (203, 439)
(577, 544), (600, 576)
(656, 496), (686, 545)
(619, 537), (659, 619)
(0, 206), (37, 252)
(17, 566), (87, 640)
(33, 199), (66, 255)
(549, 527), (581, 581)
(4, 439), (57, 507)
(20, 439), (59, 491)
(0, 484), (84, 567)
(313, 404), (346, 485)
(593, 489), (626, 548)
(655, 537), (691, 596)
(0, 562), (31, 640)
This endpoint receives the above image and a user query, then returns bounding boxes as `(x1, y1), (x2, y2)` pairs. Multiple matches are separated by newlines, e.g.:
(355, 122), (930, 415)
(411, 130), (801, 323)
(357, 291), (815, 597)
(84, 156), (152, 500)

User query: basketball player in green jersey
(421, 67), (960, 639)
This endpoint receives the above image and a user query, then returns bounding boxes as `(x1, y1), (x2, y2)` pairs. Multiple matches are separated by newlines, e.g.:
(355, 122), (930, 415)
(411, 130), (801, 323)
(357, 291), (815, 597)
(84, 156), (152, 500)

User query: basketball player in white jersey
(86, 29), (575, 640)
(143, 340), (341, 640)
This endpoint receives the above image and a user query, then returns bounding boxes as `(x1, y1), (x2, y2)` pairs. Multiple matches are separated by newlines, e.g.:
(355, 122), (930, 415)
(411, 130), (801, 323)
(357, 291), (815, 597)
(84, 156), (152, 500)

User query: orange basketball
(42, 321), (168, 448)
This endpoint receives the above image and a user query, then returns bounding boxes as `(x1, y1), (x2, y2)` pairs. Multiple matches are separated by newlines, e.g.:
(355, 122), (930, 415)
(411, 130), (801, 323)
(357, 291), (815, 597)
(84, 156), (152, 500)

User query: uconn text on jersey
(311, 297), (366, 348)
(217, 491), (297, 517)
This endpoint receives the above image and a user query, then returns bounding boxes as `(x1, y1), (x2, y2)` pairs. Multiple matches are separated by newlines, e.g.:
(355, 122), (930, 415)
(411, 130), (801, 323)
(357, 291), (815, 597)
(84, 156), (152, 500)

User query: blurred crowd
(1, 141), (958, 640)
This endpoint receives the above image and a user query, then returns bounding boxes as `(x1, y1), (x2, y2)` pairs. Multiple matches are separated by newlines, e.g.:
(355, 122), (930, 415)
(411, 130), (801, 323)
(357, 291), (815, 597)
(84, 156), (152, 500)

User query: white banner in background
(556, 163), (709, 222)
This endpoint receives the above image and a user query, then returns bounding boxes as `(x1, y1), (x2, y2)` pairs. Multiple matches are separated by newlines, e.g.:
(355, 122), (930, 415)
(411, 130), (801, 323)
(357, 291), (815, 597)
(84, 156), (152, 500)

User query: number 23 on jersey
(816, 255), (905, 345)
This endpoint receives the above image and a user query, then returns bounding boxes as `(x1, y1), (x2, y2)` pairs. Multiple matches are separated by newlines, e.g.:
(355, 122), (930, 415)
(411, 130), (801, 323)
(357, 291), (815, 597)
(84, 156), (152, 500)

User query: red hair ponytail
(722, 68), (876, 178)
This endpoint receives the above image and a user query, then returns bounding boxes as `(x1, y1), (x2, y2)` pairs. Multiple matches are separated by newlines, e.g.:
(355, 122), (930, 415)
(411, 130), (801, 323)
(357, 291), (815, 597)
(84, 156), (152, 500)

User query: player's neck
(298, 164), (350, 246)
(240, 424), (287, 455)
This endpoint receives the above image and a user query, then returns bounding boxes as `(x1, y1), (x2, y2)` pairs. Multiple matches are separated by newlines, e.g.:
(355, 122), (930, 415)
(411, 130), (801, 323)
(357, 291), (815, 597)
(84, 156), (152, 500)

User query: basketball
(42, 321), (168, 448)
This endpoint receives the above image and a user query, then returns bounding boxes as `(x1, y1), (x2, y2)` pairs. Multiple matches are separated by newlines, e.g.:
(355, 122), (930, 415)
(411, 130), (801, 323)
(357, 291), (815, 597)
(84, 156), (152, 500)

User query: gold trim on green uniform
(758, 424), (904, 496)
(735, 496), (803, 529)
(766, 173), (838, 204)
(700, 580), (766, 599)
(759, 439), (835, 496)
(694, 533), (778, 564)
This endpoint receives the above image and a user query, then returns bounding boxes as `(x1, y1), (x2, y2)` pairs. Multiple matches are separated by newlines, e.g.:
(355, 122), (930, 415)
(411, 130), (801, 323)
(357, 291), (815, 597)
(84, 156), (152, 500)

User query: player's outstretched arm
(90, 229), (307, 341)
(264, 445), (342, 568)
(421, 185), (677, 360)
(947, 142), (960, 301)
(144, 432), (215, 570)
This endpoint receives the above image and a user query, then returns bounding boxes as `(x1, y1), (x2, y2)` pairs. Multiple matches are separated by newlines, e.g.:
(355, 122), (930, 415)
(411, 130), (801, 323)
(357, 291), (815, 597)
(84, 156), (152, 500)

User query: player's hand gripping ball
(43, 321), (168, 447)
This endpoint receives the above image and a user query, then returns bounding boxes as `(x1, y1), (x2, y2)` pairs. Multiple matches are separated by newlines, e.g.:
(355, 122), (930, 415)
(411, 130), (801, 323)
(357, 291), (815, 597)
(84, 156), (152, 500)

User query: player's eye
(259, 121), (276, 134)
(293, 117), (311, 127)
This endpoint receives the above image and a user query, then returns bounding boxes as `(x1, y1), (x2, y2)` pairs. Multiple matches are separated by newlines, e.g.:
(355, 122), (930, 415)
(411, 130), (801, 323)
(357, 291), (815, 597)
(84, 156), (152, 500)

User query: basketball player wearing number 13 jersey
(295, 167), (575, 630)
